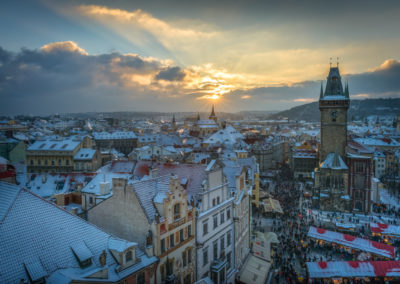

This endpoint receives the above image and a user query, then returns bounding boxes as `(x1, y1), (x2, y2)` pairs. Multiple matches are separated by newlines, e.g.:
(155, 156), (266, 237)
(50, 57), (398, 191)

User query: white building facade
(195, 160), (235, 284)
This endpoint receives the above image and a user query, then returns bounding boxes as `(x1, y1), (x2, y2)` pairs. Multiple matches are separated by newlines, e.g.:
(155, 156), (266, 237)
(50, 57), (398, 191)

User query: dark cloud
(0, 44), (184, 115)
(227, 60), (400, 110)
(155, 66), (185, 81)
(0, 43), (399, 115)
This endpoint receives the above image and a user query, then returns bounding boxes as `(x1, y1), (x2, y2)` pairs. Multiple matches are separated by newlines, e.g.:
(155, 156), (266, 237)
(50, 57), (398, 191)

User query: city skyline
(1, 0), (400, 115)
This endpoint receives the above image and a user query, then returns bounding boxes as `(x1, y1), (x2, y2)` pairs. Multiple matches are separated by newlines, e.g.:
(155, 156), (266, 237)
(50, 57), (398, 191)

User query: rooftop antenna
(337, 57), (339, 68)
(329, 57), (332, 68)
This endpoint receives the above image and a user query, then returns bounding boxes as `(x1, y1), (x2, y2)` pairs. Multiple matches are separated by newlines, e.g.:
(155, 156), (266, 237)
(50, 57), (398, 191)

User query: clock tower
(319, 66), (349, 163)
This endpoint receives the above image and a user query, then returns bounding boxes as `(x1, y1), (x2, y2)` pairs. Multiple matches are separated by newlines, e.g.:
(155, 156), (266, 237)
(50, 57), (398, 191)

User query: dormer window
(125, 250), (133, 262)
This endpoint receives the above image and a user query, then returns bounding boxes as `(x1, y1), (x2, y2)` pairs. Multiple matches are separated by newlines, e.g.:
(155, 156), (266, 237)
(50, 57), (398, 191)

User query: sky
(1, 0), (400, 115)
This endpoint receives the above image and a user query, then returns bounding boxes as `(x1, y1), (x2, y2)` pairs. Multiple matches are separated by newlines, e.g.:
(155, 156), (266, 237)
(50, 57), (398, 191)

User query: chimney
(151, 168), (159, 178)
(71, 207), (79, 215)
(99, 181), (111, 195)
(41, 172), (47, 184)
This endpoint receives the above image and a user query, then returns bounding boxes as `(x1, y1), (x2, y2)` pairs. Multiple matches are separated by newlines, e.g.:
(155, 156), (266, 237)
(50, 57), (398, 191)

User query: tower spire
(344, 82), (349, 98)
(319, 81), (324, 99)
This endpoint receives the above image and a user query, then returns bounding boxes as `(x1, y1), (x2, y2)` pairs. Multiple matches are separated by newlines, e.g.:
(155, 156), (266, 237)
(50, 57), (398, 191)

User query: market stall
(371, 223), (400, 237)
(307, 261), (400, 279)
(307, 226), (395, 259)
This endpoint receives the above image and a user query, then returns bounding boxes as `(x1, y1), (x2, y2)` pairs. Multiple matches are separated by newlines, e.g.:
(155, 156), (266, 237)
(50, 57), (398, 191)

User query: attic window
(125, 250), (133, 262)
(71, 241), (93, 268)
(24, 260), (47, 284)
(62, 144), (68, 149)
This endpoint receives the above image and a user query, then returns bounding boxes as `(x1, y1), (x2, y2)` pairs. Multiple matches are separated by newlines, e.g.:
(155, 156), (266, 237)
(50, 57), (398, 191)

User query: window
(227, 209), (231, 220)
(161, 264), (166, 281)
(220, 236), (225, 251)
(136, 271), (146, 284)
(170, 234), (174, 248)
(51, 160), (55, 166)
(182, 251), (187, 267)
(66, 160), (69, 166)
(30, 160), (33, 165)
(180, 229), (184, 242)
(213, 215), (218, 229)
(227, 252), (232, 269)
(38, 159), (41, 165)
(227, 231), (231, 246)
(125, 250), (132, 262)
(203, 248), (208, 266)
(45, 160), (48, 165)
(58, 159), (62, 166)
(174, 203), (180, 220)
(217, 196), (220, 204)
(89, 196), (94, 204)
(188, 225), (192, 237)
(213, 240), (218, 260)
(220, 212), (225, 224)
(203, 221), (208, 236)
(161, 239), (166, 253)
(188, 248), (192, 263)
(212, 198), (216, 206)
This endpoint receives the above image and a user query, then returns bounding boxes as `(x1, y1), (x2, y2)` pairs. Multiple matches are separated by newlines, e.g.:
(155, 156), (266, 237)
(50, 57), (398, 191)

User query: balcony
(168, 217), (186, 231)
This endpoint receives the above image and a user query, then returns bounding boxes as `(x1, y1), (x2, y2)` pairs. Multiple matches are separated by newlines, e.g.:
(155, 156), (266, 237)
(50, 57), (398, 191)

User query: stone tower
(319, 66), (350, 163)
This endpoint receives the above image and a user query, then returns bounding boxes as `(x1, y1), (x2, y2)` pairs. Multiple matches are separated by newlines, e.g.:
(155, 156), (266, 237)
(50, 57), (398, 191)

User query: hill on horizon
(269, 98), (400, 122)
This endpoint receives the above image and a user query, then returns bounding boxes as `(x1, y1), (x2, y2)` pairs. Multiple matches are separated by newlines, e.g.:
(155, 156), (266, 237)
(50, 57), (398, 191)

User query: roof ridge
(21, 187), (126, 239)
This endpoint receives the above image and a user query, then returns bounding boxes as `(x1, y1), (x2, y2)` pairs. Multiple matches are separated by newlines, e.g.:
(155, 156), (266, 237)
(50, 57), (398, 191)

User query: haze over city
(1, 0), (400, 115)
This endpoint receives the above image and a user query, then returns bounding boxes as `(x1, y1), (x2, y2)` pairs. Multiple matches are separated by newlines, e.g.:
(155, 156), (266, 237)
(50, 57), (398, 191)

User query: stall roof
(307, 261), (400, 278)
(307, 226), (395, 258)
(238, 255), (270, 284)
(371, 223), (400, 236)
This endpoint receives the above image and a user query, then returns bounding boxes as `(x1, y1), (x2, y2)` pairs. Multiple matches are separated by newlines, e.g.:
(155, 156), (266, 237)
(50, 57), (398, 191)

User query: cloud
(40, 41), (88, 55)
(0, 42), (399, 114)
(155, 66), (185, 81)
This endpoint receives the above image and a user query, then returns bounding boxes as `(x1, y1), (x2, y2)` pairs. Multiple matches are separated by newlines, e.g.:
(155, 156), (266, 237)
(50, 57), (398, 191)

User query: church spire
(344, 82), (349, 98)
(209, 104), (217, 122)
(172, 114), (176, 124)
(319, 81), (324, 99)
(210, 104), (215, 117)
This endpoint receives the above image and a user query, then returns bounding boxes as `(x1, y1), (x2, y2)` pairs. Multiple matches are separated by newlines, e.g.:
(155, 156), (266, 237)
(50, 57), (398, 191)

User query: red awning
(308, 226), (395, 258)
(307, 261), (400, 278)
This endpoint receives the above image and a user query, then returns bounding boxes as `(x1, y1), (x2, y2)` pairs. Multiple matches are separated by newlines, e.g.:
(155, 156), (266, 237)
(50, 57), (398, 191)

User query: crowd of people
(253, 179), (400, 283)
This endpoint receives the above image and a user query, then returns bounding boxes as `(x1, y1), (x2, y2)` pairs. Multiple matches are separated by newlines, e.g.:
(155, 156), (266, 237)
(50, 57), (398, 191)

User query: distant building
(26, 136), (98, 173)
(93, 131), (138, 155)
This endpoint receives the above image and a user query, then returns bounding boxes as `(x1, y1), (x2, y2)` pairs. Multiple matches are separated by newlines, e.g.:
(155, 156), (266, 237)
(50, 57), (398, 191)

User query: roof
(0, 182), (157, 283)
(92, 131), (137, 140)
(203, 125), (243, 146)
(110, 160), (135, 173)
(321, 152), (348, 170)
(238, 254), (270, 284)
(308, 226), (395, 258)
(73, 148), (96, 160)
(27, 137), (82, 151)
(355, 137), (400, 147)
(134, 161), (207, 201)
(129, 175), (171, 222)
(307, 261), (400, 278)
(370, 223), (400, 236)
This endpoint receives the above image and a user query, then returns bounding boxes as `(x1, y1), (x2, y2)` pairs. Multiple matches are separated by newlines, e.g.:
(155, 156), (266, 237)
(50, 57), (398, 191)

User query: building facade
(195, 160), (235, 283)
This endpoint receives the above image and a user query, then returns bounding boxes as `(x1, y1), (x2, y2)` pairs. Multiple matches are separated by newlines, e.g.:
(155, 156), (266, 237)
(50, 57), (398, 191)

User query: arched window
(174, 203), (180, 220)
(125, 250), (132, 262)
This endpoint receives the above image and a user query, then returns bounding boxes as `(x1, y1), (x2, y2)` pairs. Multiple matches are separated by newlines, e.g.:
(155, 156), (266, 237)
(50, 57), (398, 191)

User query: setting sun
(210, 94), (220, 100)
